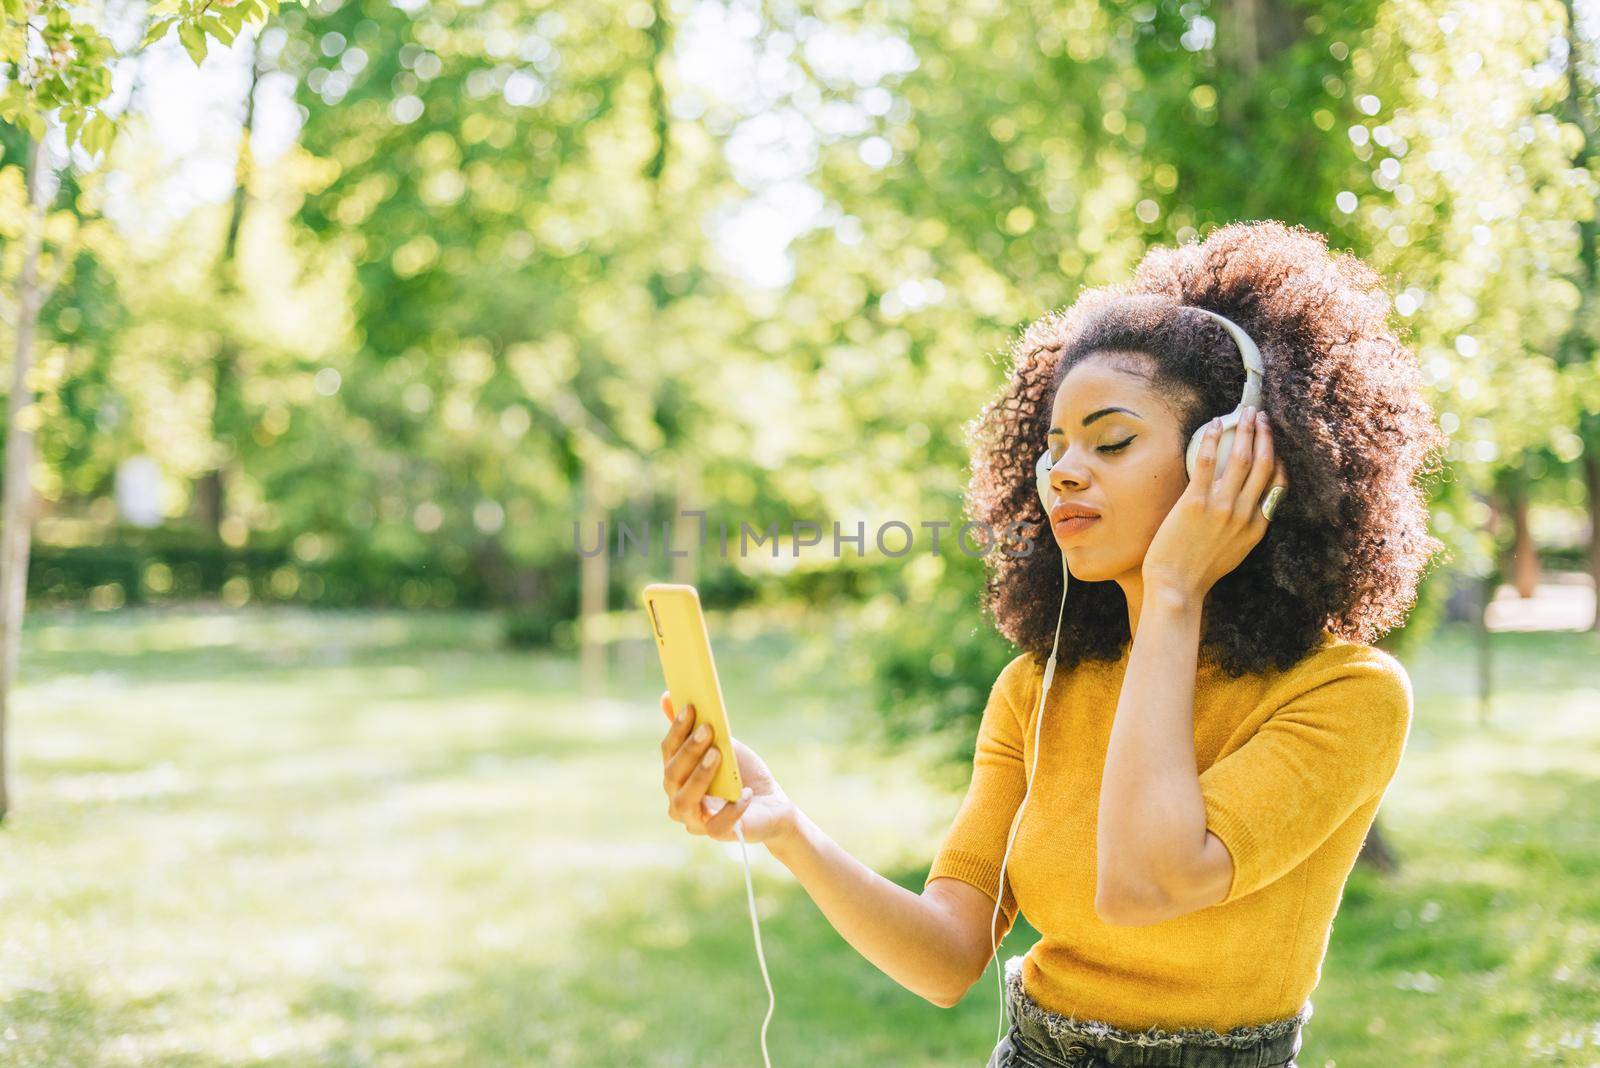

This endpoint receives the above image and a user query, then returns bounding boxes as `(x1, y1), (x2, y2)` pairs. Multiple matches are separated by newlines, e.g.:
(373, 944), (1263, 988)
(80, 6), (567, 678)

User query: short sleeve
(923, 653), (1038, 935)
(1199, 647), (1413, 904)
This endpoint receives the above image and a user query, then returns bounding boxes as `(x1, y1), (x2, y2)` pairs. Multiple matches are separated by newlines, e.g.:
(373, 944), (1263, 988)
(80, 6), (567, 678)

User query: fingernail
(676, 708), (686, 723)
(694, 724), (709, 741)
(702, 748), (718, 766)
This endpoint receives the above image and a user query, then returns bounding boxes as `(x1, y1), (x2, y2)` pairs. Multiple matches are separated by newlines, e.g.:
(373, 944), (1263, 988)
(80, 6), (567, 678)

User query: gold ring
(1261, 485), (1285, 522)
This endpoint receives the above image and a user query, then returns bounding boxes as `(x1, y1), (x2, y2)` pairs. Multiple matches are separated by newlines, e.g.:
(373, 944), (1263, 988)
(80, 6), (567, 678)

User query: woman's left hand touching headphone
(1142, 405), (1289, 603)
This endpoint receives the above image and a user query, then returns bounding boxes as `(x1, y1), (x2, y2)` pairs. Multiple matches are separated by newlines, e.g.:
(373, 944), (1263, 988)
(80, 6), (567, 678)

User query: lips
(1054, 514), (1099, 536)
(1049, 503), (1102, 526)
(1048, 503), (1101, 539)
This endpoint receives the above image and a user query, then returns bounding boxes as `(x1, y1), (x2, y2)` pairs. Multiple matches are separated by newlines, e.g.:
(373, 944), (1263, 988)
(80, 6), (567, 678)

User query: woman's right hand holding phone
(659, 690), (795, 847)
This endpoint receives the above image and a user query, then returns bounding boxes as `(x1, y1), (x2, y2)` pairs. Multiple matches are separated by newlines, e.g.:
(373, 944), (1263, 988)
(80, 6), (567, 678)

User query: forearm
(765, 806), (970, 1007)
(1097, 588), (1209, 898)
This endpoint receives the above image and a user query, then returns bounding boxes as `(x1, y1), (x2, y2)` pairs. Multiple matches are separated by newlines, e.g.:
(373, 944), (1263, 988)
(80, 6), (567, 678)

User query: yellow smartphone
(642, 583), (743, 804)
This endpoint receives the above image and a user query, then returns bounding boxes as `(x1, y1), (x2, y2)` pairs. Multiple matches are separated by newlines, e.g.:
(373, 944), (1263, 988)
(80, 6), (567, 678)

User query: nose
(1047, 451), (1089, 500)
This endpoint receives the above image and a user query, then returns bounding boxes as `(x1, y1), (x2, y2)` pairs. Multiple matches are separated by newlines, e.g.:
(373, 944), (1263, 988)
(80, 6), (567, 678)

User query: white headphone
(986, 306), (1266, 1044)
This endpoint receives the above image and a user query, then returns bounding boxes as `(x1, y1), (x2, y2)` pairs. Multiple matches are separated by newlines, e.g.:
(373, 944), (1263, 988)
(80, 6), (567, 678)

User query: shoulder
(1271, 632), (1413, 738)
(991, 651), (1044, 710)
(996, 651), (1043, 687)
(1302, 633), (1411, 695)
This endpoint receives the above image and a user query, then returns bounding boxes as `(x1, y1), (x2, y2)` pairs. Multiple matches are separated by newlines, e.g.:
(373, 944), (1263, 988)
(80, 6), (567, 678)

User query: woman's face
(1043, 352), (1193, 582)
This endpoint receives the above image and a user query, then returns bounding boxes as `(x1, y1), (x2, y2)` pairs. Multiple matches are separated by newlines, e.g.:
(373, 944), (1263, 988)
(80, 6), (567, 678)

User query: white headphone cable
(715, 558), (1070, 1065)
(984, 301), (1258, 1051)
(991, 557), (1069, 1045)
(732, 816), (775, 1067)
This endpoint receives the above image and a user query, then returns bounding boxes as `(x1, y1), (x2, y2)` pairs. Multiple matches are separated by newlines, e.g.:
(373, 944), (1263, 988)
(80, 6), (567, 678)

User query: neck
(1116, 573), (1147, 639)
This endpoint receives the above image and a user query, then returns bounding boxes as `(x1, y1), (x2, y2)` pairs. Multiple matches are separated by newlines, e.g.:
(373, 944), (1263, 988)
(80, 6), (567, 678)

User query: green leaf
(0, 83), (21, 123)
(202, 13), (237, 46)
(178, 19), (207, 64)
(142, 17), (176, 47)
(85, 112), (115, 157)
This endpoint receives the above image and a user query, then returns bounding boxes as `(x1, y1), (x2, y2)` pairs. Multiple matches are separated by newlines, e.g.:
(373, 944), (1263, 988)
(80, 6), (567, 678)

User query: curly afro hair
(966, 220), (1449, 678)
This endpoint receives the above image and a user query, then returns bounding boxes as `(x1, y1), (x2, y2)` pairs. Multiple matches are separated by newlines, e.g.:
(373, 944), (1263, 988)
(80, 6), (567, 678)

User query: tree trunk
(1214, 0), (1301, 134)
(647, 0), (697, 591)
(1585, 446), (1600, 633)
(0, 138), (50, 821)
(515, 563), (544, 606)
(1216, 0), (1261, 80)
(1558, 0), (1600, 631)
(471, 535), (516, 607)
(1507, 472), (1539, 598)
(1356, 820), (1399, 874)
(198, 49), (262, 541)
(195, 469), (223, 536)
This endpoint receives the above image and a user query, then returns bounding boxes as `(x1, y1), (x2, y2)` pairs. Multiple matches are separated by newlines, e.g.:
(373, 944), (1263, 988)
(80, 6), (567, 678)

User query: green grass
(0, 606), (1596, 1066)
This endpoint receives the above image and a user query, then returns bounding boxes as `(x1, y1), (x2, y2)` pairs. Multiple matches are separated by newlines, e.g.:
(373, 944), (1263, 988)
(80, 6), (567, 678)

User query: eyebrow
(1047, 407), (1142, 434)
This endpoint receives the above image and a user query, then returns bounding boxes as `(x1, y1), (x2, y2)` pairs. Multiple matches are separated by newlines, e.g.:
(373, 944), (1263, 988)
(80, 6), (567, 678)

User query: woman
(657, 220), (1446, 1067)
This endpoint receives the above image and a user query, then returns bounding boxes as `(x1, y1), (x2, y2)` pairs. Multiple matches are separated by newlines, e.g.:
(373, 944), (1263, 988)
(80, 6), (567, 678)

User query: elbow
(1094, 874), (1175, 927)
(1095, 835), (1232, 925)
(1093, 892), (1146, 927)
(928, 970), (977, 1009)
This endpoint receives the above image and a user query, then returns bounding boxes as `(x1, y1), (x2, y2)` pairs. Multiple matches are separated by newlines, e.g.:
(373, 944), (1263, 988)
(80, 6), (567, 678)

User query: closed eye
(1098, 436), (1135, 453)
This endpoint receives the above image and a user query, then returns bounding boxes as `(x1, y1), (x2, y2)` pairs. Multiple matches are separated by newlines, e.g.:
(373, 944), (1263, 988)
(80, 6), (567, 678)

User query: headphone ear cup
(1036, 449), (1054, 512)
(1184, 427), (1204, 482)
(1214, 427), (1236, 479)
(1185, 412), (1240, 482)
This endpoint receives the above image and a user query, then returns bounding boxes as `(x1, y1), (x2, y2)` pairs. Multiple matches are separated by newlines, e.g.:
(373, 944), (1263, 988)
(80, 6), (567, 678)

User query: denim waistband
(1001, 955), (1309, 1067)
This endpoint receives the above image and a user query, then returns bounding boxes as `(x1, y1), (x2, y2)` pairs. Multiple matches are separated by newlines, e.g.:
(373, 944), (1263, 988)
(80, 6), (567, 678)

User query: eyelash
(1048, 435), (1135, 460)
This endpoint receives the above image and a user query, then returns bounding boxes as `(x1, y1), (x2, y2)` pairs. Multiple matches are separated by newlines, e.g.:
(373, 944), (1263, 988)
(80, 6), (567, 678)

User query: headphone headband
(1184, 306), (1265, 410)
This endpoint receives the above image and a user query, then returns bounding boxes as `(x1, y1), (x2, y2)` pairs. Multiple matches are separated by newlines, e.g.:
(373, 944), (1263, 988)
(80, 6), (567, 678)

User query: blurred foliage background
(5, 0), (1596, 740)
(2, 0), (1600, 1062)
(5, 0), (1598, 653)
(1, 5), (1594, 642)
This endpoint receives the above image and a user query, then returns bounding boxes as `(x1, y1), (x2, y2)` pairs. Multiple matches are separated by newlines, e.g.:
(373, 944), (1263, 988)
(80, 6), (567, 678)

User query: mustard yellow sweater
(925, 630), (1413, 1032)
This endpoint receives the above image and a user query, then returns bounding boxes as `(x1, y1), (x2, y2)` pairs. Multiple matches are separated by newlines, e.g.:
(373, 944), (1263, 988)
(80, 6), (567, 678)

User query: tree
(1343, 0), (1596, 672)
(277, 0), (751, 686)
(0, 0), (297, 818)
(1554, 0), (1600, 630)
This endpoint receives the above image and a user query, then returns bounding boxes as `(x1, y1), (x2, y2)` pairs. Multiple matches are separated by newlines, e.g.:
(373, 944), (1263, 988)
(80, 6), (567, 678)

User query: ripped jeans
(984, 956), (1308, 1068)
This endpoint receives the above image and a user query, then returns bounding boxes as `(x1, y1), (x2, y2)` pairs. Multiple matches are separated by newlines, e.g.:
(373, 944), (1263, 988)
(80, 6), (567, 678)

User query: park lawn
(0, 606), (1595, 1066)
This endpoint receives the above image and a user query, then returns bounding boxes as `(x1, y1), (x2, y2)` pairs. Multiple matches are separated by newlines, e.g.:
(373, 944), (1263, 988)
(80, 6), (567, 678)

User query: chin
(1057, 546), (1135, 584)
(1059, 551), (1110, 582)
